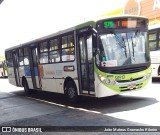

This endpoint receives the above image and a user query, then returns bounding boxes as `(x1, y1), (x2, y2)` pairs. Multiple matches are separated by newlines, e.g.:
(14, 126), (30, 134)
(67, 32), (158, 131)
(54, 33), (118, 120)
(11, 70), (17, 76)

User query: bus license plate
(128, 84), (136, 90)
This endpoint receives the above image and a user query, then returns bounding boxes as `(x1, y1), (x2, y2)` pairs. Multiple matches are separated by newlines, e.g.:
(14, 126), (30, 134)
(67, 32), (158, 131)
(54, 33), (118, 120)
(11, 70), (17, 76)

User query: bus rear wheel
(23, 80), (32, 95)
(65, 81), (79, 103)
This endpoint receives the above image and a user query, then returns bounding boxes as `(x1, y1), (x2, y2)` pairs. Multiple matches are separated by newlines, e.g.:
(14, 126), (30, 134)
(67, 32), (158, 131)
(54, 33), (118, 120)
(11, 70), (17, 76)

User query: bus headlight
(99, 76), (107, 82)
(145, 73), (151, 79)
(110, 80), (117, 85)
(98, 75), (117, 85)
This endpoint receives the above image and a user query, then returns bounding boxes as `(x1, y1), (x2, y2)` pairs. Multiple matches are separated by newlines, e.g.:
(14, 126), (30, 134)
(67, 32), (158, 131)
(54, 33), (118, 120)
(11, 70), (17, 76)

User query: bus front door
(29, 47), (41, 89)
(78, 33), (95, 95)
(12, 51), (20, 86)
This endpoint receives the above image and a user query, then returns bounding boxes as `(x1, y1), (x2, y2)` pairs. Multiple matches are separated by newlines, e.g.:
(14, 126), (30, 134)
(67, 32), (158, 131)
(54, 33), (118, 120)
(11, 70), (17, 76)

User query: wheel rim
(68, 87), (76, 99)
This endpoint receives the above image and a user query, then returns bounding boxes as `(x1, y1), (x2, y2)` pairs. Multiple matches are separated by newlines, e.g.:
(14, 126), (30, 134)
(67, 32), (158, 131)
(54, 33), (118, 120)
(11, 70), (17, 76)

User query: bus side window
(19, 48), (24, 66)
(6, 51), (13, 67)
(24, 48), (29, 65)
(61, 34), (75, 62)
(49, 38), (60, 63)
(149, 31), (157, 51)
(39, 41), (49, 64)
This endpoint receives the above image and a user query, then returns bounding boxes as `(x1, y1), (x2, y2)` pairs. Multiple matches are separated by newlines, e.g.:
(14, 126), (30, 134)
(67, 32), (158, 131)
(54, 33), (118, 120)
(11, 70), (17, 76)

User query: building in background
(100, 0), (160, 26)
(123, 0), (160, 25)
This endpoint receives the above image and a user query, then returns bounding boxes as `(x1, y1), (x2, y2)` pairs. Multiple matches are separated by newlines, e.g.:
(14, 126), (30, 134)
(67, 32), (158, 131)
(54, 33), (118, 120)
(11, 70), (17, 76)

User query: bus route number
(115, 75), (125, 80)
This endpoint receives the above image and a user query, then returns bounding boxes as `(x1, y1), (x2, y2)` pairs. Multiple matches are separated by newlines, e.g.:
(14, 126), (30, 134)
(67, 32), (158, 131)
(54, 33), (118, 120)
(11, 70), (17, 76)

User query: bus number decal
(115, 75), (125, 80)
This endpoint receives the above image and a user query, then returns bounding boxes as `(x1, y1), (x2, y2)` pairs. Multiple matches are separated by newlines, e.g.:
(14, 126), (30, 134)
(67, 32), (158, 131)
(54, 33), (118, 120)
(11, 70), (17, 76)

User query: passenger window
(6, 52), (13, 67)
(40, 41), (49, 63)
(50, 51), (60, 62)
(24, 48), (29, 56)
(40, 41), (48, 52)
(149, 33), (156, 41)
(61, 34), (75, 62)
(50, 39), (59, 51)
(40, 52), (48, 63)
(49, 38), (60, 63)
(19, 48), (24, 66)
(62, 36), (68, 48)
(23, 48), (29, 65)
(149, 42), (157, 51)
(62, 48), (75, 61)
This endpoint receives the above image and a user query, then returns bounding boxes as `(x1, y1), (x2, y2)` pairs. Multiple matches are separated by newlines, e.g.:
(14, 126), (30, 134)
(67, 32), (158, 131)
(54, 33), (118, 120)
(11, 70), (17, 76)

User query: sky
(0, 0), (128, 56)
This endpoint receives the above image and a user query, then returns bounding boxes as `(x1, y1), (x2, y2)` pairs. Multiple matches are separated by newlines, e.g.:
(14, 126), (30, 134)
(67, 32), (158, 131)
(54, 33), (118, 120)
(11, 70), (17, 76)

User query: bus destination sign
(103, 19), (146, 29)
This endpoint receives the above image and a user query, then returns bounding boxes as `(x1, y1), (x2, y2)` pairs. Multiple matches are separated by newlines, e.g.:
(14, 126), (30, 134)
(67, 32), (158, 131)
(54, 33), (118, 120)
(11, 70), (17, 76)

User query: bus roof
(5, 21), (96, 52)
(5, 15), (147, 52)
(5, 26), (76, 52)
(96, 15), (148, 22)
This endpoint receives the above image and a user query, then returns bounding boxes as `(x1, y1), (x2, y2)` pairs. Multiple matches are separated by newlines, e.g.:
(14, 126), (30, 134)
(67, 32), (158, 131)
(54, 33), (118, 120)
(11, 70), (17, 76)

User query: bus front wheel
(65, 81), (79, 103)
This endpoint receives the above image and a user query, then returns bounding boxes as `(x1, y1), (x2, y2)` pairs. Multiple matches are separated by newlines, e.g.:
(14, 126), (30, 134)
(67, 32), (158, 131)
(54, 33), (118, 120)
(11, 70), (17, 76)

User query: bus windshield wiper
(122, 38), (127, 58)
(111, 31), (127, 58)
(131, 36), (135, 57)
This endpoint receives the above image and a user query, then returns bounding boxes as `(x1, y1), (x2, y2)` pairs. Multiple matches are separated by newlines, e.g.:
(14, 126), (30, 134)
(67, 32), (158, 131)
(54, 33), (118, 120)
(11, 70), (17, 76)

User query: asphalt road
(0, 78), (160, 135)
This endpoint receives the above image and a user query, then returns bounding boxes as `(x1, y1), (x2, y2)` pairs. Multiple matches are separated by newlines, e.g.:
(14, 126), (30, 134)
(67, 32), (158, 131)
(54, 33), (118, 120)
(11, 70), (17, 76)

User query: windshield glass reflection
(96, 31), (150, 67)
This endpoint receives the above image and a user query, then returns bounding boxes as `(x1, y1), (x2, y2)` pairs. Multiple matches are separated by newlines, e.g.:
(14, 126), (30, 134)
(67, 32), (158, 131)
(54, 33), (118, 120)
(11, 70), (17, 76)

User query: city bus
(148, 24), (160, 78)
(5, 15), (151, 102)
(0, 60), (7, 78)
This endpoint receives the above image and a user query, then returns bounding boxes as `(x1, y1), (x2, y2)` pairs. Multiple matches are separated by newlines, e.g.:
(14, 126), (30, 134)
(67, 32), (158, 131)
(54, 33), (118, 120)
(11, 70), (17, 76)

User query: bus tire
(23, 80), (31, 95)
(65, 81), (79, 103)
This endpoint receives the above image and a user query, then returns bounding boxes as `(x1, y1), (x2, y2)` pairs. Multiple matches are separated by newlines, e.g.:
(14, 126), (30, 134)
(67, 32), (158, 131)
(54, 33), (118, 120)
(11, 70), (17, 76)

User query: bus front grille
(111, 66), (147, 74)
(116, 77), (143, 83)
(119, 83), (143, 92)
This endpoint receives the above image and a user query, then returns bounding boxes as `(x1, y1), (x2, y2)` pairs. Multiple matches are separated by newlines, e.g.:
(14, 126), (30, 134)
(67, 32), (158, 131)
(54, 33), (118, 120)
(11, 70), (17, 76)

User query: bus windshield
(96, 31), (150, 67)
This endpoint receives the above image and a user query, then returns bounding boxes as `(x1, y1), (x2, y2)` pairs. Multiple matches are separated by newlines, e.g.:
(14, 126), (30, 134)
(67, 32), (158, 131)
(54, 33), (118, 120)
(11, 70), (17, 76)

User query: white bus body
(149, 24), (160, 78)
(5, 16), (151, 102)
